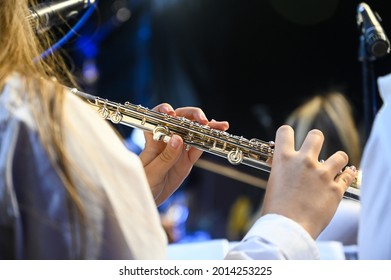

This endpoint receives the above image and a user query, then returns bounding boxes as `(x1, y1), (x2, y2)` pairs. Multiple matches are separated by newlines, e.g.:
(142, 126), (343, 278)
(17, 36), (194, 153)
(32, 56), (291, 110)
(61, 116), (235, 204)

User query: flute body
(70, 88), (361, 201)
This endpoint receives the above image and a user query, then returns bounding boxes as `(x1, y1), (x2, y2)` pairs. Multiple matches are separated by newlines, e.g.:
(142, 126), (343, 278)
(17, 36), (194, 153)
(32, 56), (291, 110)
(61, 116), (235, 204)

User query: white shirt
(0, 74), (168, 259)
(225, 214), (319, 259)
(358, 73), (391, 259)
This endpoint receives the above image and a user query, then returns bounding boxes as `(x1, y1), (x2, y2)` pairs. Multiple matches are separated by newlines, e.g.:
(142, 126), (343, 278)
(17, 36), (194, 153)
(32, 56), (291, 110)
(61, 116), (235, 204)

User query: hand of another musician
(260, 125), (357, 239)
(139, 103), (229, 206)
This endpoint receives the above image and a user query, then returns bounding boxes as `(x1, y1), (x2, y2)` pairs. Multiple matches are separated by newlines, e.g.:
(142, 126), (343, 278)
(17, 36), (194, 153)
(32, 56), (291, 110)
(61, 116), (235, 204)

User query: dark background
(67, 0), (391, 241)
(70, 0), (391, 140)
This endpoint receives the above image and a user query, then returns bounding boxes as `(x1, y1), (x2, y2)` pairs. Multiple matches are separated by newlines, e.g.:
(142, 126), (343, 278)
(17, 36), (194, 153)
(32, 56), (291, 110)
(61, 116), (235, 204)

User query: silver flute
(70, 88), (361, 201)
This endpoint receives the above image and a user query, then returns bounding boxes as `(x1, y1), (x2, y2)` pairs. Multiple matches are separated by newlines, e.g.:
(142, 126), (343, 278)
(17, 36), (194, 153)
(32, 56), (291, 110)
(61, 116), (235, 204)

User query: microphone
(357, 2), (390, 58)
(27, 0), (95, 33)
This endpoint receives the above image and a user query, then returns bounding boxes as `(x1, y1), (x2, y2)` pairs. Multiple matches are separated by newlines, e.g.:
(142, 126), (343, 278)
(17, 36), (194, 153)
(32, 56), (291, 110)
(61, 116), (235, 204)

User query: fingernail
(349, 165), (357, 172)
(167, 110), (175, 117)
(199, 113), (208, 122)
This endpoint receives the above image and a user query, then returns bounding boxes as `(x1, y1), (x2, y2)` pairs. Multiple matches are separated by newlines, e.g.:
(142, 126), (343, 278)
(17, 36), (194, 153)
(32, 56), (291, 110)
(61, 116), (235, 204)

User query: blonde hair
(285, 91), (362, 167)
(0, 0), (87, 257)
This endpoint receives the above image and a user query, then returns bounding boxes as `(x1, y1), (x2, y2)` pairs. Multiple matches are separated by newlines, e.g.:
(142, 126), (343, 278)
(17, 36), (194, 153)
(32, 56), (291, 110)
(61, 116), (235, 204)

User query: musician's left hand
(139, 103), (229, 206)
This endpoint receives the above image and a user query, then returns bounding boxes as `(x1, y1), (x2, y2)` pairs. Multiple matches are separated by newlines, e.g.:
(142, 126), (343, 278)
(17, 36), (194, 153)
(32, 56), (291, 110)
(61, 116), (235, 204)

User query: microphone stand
(356, 2), (390, 144)
(358, 34), (378, 143)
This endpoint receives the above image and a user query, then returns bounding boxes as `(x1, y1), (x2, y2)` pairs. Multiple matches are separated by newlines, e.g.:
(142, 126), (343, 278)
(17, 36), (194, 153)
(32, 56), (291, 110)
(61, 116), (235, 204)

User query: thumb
(145, 134), (184, 204)
(145, 134), (183, 188)
(158, 134), (183, 166)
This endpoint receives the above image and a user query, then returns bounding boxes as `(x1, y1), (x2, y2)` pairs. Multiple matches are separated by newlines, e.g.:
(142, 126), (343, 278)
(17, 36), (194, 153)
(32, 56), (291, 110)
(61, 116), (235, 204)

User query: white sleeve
(224, 214), (320, 260)
(358, 73), (391, 259)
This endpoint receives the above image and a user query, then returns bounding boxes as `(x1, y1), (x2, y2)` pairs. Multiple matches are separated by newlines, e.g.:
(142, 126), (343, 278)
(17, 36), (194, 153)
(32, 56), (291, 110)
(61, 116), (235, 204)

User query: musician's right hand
(260, 125), (357, 239)
(139, 103), (229, 206)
